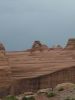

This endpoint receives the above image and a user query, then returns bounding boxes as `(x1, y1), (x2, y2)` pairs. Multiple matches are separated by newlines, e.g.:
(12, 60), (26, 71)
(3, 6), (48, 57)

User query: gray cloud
(0, 0), (75, 50)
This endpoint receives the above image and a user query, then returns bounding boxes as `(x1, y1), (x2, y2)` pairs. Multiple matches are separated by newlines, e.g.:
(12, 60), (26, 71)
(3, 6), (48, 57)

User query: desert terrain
(0, 39), (75, 98)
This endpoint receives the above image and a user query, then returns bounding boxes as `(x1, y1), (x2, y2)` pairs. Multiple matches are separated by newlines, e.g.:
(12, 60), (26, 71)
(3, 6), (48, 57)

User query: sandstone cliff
(0, 39), (75, 96)
(0, 43), (11, 96)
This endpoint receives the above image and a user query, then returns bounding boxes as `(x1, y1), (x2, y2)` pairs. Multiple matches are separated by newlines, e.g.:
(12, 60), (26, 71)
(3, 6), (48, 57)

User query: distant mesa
(66, 38), (75, 49)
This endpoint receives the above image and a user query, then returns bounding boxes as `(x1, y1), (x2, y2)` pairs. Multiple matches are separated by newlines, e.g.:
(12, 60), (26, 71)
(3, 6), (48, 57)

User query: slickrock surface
(7, 50), (75, 79)
(0, 39), (75, 96)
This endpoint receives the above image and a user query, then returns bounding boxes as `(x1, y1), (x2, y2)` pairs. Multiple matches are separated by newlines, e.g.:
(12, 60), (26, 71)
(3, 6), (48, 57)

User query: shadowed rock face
(66, 38), (75, 49)
(0, 39), (75, 96)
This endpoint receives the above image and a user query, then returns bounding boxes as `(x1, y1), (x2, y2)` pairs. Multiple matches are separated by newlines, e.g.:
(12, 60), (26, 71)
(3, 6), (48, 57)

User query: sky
(0, 0), (75, 51)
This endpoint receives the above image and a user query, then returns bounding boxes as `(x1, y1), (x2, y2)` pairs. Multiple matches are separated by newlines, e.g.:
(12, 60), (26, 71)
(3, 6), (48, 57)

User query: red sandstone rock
(65, 38), (75, 49)
(0, 39), (75, 96)
(30, 41), (48, 52)
(0, 43), (11, 96)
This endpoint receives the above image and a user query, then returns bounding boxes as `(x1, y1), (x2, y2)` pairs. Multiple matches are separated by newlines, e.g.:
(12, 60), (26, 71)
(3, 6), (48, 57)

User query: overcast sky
(0, 0), (75, 51)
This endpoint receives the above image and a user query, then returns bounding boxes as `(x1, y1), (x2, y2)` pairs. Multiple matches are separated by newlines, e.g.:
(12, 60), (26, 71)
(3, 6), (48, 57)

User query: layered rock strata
(0, 39), (75, 96)
(0, 43), (11, 97)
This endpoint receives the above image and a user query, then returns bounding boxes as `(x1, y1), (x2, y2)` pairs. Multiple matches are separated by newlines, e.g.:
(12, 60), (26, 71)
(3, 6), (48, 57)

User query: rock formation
(0, 39), (75, 96)
(29, 41), (48, 53)
(0, 43), (11, 97)
(66, 38), (75, 49)
(0, 43), (5, 57)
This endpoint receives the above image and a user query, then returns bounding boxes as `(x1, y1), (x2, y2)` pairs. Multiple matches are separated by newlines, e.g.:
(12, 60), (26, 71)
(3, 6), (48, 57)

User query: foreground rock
(3, 83), (75, 100)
